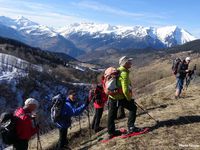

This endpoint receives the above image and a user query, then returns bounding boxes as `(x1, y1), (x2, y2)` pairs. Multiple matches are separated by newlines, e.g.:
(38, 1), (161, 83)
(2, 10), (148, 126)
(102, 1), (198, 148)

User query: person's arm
(65, 102), (86, 117)
(120, 71), (132, 101)
(19, 115), (38, 138)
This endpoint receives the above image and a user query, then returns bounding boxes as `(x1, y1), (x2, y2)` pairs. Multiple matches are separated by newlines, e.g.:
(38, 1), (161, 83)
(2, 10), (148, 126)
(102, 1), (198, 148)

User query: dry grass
(28, 76), (200, 150)
(28, 53), (200, 150)
(87, 77), (200, 150)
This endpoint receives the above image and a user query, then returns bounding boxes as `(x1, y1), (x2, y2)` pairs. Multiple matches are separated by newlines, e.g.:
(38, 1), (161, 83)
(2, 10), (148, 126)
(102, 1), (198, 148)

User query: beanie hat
(185, 57), (191, 62)
(119, 56), (133, 66)
(24, 98), (39, 108)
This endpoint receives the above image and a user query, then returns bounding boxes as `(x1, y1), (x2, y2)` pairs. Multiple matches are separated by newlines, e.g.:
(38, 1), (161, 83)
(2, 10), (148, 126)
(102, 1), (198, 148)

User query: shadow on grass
(149, 115), (200, 132)
(44, 114), (200, 149)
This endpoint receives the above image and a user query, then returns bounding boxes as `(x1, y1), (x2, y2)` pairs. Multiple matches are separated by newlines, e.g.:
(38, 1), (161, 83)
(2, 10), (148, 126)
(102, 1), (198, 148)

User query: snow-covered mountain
(58, 23), (196, 44)
(58, 23), (197, 51)
(0, 16), (84, 57)
(0, 16), (197, 57)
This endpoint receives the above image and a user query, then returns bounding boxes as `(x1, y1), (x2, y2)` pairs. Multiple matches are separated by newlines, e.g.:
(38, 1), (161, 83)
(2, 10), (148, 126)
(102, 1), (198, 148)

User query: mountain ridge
(0, 16), (197, 57)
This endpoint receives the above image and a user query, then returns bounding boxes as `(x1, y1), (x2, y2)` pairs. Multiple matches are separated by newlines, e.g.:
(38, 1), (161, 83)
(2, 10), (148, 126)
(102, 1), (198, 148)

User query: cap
(24, 98), (39, 108)
(185, 57), (191, 62)
(119, 56), (133, 66)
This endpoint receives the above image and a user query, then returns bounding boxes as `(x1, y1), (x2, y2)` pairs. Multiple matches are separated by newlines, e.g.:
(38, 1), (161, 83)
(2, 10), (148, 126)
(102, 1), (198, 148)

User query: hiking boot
(128, 126), (143, 134)
(104, 130), (123, 140)
(95, 127), (105, 133)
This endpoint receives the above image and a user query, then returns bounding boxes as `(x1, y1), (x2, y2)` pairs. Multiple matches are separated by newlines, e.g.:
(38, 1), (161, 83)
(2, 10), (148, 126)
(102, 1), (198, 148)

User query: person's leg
(121, 99), (137, 128)
(91, 108), (97, 130)
(13, 139), (29, 150)
(179, 78), (184, 95)
(117, 106), (126, 119)
(58, 128), (68, 149)
(175, 77), (184, 98)
(107, 100), (118, 135)
(94, 108), (104, 132)
(175, 77), (180, 97)
(115, 107), (119, 119)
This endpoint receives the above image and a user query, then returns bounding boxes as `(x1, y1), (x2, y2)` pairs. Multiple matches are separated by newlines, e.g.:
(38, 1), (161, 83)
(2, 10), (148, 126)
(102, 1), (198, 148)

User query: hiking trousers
(117, 106), (126, 119)
(176, 77), (185, 95)
(92, 107), (103, 131)
(13, 139), (28, 150)
(107, 98), (137, 135)
(58, 128), (68, 149)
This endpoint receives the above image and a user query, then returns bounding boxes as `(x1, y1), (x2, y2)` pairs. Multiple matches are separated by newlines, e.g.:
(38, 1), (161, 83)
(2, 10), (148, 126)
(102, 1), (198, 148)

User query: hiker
(13, 98), (39, 150)
(175, 57), (191, 99)
(106, 56), (142, 139)
(56, 90), (90, 149)
(90, 83), (107, 133)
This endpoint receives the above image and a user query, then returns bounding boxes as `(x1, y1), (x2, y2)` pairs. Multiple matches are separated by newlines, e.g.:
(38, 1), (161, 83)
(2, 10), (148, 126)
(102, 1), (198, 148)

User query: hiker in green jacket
(106, 56), (142, 139)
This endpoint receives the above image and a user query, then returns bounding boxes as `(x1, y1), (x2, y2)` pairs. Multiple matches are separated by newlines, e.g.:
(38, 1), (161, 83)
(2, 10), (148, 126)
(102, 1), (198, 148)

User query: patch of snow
(74, 66), (85, 72)
(0, 53), (43, 83)
(68, 82), (91, 86)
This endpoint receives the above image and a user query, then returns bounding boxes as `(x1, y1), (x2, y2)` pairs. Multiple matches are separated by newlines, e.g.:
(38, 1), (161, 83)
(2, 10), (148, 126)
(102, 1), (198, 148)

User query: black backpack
(0, 112), (18, 145)
(51, 94), (66, 123)
(172, 58), (182, 75)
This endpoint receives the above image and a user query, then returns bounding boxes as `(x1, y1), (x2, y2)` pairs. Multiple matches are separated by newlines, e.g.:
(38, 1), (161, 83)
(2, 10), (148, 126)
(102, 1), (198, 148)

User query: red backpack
(102, 67), (122, 96)
(89, 84), (103, 105)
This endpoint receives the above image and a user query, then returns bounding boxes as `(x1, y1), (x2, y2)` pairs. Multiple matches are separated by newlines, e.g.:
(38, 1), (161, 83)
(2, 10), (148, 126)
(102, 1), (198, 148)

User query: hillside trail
(29, 76), (200, 150)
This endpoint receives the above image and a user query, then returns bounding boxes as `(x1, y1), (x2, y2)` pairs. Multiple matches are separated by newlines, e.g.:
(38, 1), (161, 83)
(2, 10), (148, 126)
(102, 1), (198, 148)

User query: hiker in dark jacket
(14, 98), (39, 150)
(175, 57), (191, 99)
(106, 56), (142, 140)
(90, 84), (107, 133)
(56, 90), (89, 149)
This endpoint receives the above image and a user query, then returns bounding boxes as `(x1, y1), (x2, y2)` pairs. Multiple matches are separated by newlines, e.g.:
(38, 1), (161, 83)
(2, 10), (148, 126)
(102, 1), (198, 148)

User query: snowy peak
(59, 23), (196, 46)
(0, 16), (197, 57)
(15, 16), (38, 27)
(0, 16), (56, 37)
(58, 22), (118, 36)
(156, 26), (196, 46)
(58, 23), (146, 36)
(14, 16), (57, 37)
(0, 16), (38, 29)
(0, 16), (15, 28)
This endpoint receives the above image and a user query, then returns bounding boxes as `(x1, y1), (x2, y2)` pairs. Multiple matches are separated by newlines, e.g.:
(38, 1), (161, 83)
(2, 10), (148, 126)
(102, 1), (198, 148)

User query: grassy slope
(29, 54), (200, 150)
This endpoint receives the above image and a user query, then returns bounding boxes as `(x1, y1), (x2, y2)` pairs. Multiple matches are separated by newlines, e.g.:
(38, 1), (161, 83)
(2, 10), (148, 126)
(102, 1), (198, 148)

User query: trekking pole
(78, 115), (82, 133)
(33, 118), (43, 150)
(36, 130), (43, 150)
(87, 108), (92, 139)
(134, 102), (159, 124)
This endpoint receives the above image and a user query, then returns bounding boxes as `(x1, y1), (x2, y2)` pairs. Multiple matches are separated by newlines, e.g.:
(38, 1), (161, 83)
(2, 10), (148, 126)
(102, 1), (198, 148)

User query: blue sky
(0, 0), (200, 37)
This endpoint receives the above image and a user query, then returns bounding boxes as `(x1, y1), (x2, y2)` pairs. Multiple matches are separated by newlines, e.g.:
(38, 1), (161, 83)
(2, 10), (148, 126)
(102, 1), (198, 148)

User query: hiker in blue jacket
(56, 89), (89, 149)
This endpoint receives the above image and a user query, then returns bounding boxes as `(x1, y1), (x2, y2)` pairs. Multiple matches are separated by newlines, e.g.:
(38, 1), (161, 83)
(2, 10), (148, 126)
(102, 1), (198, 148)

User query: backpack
(102, 67), (122, 96)
(172, 58), (182, 75)
(89, 85), (103, 105)
(51, 94), (65, 123)
(0, 112), (18, 145)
